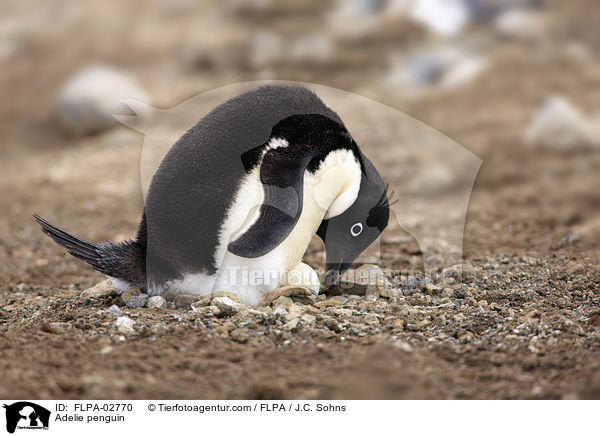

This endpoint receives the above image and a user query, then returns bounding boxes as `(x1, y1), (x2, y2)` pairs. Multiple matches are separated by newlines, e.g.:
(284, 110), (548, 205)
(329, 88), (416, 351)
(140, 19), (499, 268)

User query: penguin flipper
(228, 147), (305, 258)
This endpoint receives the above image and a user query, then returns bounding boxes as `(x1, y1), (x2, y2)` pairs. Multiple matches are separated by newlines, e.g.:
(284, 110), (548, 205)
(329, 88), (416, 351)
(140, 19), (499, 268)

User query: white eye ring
(350, 222), (363, 237)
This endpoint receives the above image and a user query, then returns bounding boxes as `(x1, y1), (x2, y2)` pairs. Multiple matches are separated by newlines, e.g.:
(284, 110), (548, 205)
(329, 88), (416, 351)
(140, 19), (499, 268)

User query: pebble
(212, 296), (241, 317)
(424, 283), (441, 296)
(272, 296), (294, 309)
(283, 318), (300, 331)
(173, 294), (199, 310)
(81, 279), (117, 298)
(107, 305), (122, 316)
(210, 291), (241, 303)
(300, 314), (316, 326)
(273, 305), (288, 317)
(115, 316), (135, 335)
(365, 313), (379, 324)
(147, 296), (167, 310)
(121, 288), (148, 309)
(230, 329), (250, 343)
(46, 322), (72, 334)
(315, 299), (343, 308)
(215, 321), (236, 336)
(190, 297), (212, 310)
(352, 264), (395, 298)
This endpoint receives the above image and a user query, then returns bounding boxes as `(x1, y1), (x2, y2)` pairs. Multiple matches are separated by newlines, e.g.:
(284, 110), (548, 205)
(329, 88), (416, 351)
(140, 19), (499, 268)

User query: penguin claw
(258, 285), (313, 307)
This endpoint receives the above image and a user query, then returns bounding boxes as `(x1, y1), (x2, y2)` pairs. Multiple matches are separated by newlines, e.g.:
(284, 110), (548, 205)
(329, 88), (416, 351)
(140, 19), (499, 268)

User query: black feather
(33, 214), (147, 290)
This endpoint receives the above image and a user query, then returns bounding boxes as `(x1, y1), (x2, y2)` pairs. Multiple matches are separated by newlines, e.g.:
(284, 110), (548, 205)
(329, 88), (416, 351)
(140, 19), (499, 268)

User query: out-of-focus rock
(115, 316), (135, 335)
(223, 0), (325, 18)
(0, 19), (27, 62)
(466, 0), (545, 20)
(560, 42), (594, 67)
(289, 35), (333, 66)
(248, 32), (286, 70)
(494, 9), (548, 40)
(525, 96), (599, 150)
(327, 0), (383, 41)
(409, 0), (470, 37)
(440, 56), (488, 89)
(57, 65), (152, 136)
(411, 164), (456, 196)
(45, 322), (73, 334)
(386, 46), (477, 93)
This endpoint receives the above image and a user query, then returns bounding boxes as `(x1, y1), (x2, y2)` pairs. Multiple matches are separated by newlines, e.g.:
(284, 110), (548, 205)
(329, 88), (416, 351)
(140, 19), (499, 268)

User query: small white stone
(273, 304), (288, 317)
(107, 305), (122, 316)
(147, 295), (168, 310)
(115, 316), (135, 335)
(409, 0), (470, 37)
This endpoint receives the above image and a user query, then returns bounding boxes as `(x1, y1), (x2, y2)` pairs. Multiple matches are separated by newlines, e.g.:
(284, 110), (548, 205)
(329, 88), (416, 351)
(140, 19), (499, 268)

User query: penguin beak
(323, 247), (354, 290)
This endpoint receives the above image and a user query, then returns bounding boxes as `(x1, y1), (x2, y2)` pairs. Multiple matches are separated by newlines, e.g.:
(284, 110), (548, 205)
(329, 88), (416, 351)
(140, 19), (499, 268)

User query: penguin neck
(278, 149), (362, 270)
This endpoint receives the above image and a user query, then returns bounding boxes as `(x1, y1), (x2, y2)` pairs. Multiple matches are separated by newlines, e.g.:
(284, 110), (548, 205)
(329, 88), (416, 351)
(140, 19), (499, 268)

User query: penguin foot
(284, 262), (321, 295)
(258, 285), (313, 306)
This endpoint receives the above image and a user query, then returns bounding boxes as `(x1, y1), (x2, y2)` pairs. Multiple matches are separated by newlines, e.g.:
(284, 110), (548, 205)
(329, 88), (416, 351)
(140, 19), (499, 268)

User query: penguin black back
(35, 85), (352, 291)
(144, 85), (349, 287)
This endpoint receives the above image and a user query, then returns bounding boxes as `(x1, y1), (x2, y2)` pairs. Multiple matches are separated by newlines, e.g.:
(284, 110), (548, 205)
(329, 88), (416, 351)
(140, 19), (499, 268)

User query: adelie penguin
(35, 85), (390, 306)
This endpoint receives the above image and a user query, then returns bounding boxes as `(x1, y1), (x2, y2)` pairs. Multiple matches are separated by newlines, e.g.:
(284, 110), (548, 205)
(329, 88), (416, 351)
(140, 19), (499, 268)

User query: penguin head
(316, 155), (389, 288)
(228, 111), (389, 288)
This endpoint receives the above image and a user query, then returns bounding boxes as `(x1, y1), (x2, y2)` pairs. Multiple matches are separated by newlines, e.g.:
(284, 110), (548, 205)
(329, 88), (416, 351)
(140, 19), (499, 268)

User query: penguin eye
(350, 222), (363, 237)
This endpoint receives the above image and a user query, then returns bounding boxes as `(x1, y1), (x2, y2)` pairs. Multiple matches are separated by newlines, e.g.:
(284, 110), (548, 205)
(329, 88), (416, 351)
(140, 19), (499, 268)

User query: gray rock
(108, 305), (123, 316)
(121, 288), (148, 309)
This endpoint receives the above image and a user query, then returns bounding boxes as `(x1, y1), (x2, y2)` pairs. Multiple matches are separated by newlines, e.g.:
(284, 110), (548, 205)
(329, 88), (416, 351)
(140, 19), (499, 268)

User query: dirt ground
(1, 0), (600, 399)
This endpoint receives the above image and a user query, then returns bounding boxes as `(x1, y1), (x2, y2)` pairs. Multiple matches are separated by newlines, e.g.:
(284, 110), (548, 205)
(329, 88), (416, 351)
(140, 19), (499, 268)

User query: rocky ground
(2, 255), (599, 399)
(1, 0), (600, 400)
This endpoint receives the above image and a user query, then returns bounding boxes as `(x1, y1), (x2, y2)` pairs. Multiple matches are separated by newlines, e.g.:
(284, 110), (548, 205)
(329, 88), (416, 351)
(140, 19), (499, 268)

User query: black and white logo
(3, 402), (50, 434)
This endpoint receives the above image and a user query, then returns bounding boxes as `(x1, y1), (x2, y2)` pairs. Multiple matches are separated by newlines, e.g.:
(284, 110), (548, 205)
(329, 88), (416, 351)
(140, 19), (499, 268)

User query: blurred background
(1, 0), (600, 400)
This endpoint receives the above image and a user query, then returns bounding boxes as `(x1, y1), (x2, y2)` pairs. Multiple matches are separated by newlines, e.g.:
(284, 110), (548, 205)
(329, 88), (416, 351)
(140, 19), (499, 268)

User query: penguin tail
(33, 214), (146, 290)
